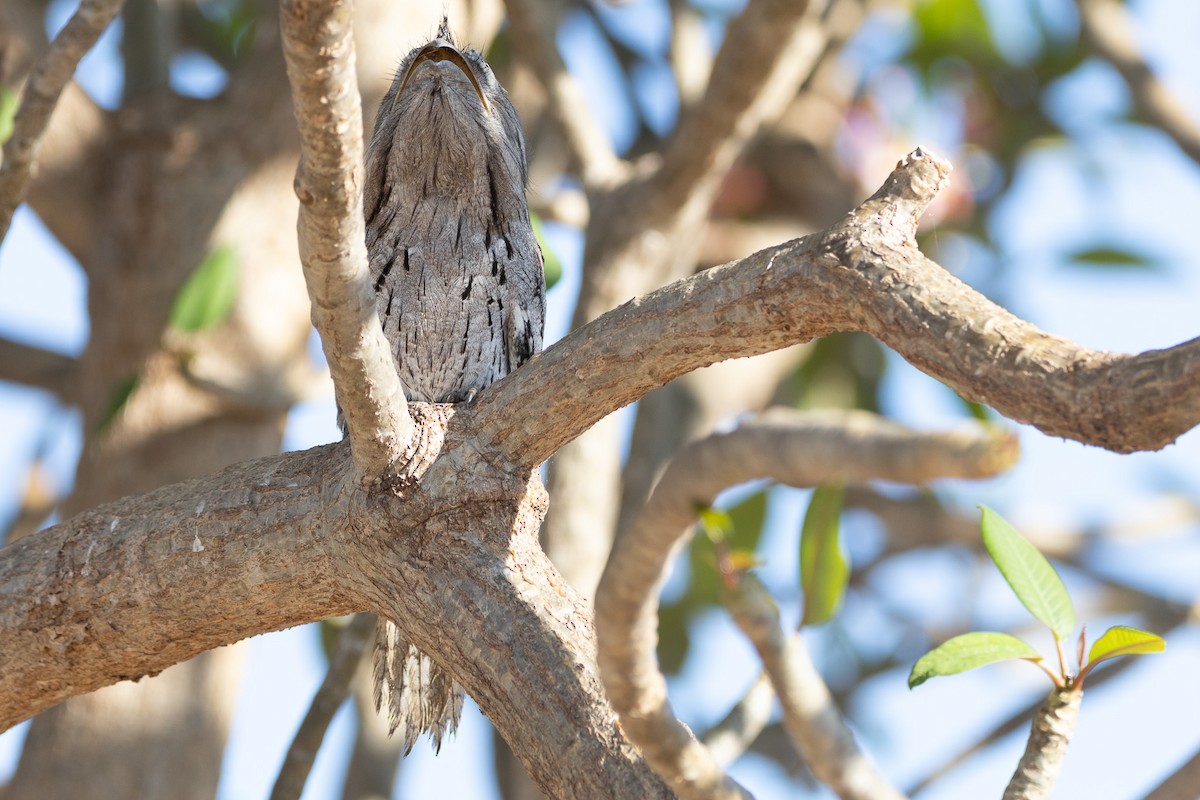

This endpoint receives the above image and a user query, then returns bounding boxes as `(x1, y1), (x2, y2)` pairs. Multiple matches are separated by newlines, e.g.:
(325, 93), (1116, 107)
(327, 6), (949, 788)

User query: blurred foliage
(0, 87), (17, 144)
(627, 0), (1187, 763)
(799, 484), (847, 626)
(658, 489), (767, 673)
(169, 246), (240, 333)
(97, 373), (140, 434)
(1065, 244), (1160, 271)
(193, 0), (258, 65)
(778, 333), (886, 413)
(530, 211), (564, 289)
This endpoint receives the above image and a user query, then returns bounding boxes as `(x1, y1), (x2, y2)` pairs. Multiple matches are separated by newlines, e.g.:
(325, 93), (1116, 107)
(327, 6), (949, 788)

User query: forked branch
(595, 409), (1016, 799)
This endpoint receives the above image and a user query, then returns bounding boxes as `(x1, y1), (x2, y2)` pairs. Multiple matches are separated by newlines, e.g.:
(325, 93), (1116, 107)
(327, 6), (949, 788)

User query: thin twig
(653, 0), (830, 215)
(271, 613), (376, 800)
(594, 408), (1016, 799)
(701, 672), (776, 768)
(278, 0), (412, 479)
(1002, 687), (1081, 800)
(1077, 0), (1200, 167)
(729, 574), (906, 800)
(501, 0), (624, 187)
(0, 0), (124, 245)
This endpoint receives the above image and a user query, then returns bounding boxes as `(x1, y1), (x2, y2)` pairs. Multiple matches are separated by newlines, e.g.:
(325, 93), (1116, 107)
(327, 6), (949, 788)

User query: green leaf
(956, 393), (992, 422)
(909, 0), (998, 69)
(688, 490), (769, 606)
(1065, 246), (1158, 271)
(800, 485), (848, 626)
(1086, 626), (1165, 667)
(980, 506), (1075, 639)
(909, 631), (1043, 688)
(97, 373), (139, 434)
(0, 87), (18, 144)
(727, 489), (768, 551)
(696, 505), (733, 543)
(169, 247), (239, 332)
(530, 212), (563, 290)
(199, 0), (258, 63)
(656, 598), (692, 675)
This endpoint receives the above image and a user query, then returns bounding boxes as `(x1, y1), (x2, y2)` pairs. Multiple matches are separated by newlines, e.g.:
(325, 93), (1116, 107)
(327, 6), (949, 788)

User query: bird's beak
(397, 42), (491, 112)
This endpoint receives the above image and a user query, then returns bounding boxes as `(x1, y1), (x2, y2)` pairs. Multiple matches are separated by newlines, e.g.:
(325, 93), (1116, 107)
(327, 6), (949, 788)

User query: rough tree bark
(2, 132), (1198, 797)
(1, 0), (312, 795)
(2, 0), (1198, 797)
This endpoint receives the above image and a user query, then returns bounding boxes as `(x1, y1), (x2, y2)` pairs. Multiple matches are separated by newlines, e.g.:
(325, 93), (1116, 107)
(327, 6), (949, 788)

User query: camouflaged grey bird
(363, 19), (545, 753)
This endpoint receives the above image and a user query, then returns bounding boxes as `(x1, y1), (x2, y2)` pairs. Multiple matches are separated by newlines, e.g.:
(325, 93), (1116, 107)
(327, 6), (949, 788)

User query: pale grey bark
(729, 575), (906, 800)
(0, 135), (1197, 796)
(471, 152), (1200, 464)
(1002, 688), (1082, 800)
(279, 0), (412, 478)
(0, 416), (672, 798)
(594, 409), (1015, 799)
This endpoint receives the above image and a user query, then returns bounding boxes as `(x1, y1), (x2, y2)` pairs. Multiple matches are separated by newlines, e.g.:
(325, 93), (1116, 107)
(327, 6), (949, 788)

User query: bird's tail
(372, 617), (464, 754)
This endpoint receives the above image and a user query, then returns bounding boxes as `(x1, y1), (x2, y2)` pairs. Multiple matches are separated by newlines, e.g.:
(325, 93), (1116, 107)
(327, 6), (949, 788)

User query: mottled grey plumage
(363, 19), (544, 754)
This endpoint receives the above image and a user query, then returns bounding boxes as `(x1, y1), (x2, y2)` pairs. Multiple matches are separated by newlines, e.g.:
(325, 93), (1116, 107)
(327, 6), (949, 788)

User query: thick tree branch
(1077, 0), (1200, 167)
(594, 409), (1015, 799)
(278, 0), (411, 478)
(729, 574), (906, 800)
(0, 0), (123, 246)
(0, 443), (353, 730)
(472, 149), (1200, 466)
(0, 407), (672, 797)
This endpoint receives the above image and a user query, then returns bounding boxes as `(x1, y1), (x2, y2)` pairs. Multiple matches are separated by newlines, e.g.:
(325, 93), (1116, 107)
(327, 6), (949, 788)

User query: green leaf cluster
(661, 485), (853, 672)
(909, 506), (1164, 689)
(658, 490), (767, 673)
